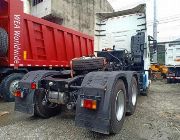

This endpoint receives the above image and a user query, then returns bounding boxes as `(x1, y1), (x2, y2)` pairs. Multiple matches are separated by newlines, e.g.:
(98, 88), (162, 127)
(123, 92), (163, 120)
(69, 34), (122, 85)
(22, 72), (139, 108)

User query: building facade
(27, 0), (114, 36)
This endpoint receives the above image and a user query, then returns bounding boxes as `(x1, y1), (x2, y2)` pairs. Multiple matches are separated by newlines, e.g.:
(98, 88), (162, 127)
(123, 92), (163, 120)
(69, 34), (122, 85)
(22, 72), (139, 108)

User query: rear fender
(15, 70), (60, 114)
(75, 71), (136, 134)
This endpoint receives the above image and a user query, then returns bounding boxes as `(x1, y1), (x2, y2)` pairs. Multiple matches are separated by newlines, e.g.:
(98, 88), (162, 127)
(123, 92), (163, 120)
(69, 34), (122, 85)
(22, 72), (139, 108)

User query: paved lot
(0, 81), (180, 140)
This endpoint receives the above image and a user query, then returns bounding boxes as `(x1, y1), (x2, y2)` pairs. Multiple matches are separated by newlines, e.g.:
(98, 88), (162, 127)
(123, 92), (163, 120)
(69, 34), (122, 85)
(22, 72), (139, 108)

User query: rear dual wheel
(34, 89), (61, 118)
(1, 73), (24, 102)
(110, 77), (138, 134)
(110, 80), (126, 134)
(126, 77), (138, 115)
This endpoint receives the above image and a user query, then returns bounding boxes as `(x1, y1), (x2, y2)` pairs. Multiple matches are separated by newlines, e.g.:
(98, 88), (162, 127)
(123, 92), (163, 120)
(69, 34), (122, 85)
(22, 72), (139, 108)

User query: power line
(148, 17), (180, 24)
(147, 13), (180, 23)
(158, 18), (180, 24)
(147, 18), (180, 26)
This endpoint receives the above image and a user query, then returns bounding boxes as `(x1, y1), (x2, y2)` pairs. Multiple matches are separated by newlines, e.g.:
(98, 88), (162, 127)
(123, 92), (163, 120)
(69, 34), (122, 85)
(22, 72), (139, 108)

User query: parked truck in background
(166, 42), (180, 83)
(0, 0), (94, 101)
(149, 43), (168, 79)
(15, 4), (151, 134)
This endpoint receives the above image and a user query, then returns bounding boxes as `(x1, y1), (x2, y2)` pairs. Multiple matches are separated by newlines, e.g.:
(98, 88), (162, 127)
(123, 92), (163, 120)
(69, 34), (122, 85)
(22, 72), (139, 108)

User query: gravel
(0, 80), (180, 140)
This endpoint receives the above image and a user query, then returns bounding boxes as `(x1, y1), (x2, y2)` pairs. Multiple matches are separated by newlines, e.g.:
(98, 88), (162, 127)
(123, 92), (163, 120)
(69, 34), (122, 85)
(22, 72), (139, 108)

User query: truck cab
(94, 4), (151, 92)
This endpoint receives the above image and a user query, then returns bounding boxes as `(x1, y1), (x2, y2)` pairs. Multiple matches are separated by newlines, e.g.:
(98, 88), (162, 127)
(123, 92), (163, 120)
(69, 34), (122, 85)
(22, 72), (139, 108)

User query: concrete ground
(0, 81), (180, 140)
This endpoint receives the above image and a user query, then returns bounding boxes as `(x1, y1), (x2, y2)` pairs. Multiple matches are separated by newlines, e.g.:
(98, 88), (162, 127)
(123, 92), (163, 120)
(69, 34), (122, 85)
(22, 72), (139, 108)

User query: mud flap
(15, 70), (60, 114)
(75, 71), (135, 134)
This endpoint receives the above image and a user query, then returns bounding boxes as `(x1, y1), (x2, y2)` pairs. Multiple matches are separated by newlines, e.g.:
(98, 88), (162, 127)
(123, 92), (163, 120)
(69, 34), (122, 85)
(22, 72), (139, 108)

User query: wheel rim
(132, 84), (137, 106)
(9, 80), (20, 96)
(115, 90), (125, 121)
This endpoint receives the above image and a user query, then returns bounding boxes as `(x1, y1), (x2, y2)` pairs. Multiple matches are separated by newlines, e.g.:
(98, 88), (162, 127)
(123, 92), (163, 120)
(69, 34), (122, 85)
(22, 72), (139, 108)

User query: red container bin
(0, 0), (94, 68)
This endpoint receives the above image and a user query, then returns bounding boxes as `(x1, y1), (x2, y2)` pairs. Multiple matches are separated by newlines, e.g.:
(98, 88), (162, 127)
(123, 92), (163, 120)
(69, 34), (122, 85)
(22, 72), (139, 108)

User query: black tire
(2, 73), (24, 102)
(140, 88), (148, 96)
(171, 79), (176, 84)
(34, 88), (61, 118)
(126, 77), (138, 115)
(0, 82), (3, 98)
(110, 80), (126, 134)
(0, 28), (8, 57)
(167, 78), (171, 84)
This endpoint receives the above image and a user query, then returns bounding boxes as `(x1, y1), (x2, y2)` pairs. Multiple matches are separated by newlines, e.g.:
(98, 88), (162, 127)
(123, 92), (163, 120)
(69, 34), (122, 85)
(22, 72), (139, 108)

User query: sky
(107, 0), (180, 42)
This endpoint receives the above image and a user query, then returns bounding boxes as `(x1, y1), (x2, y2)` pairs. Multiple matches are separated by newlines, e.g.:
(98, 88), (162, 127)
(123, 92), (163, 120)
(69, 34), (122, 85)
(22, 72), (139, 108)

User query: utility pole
(153, 0), (158, 63)
(153, 0), (157, 40)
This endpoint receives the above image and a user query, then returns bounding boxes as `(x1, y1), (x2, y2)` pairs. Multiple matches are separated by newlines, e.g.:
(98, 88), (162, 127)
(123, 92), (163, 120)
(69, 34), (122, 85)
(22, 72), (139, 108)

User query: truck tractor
(0, 0), (93, 101)
(15, 4), (151, 134)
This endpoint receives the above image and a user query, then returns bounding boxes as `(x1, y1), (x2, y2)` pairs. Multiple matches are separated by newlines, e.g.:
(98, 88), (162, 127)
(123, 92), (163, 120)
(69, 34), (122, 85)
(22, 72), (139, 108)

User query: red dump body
(0, 0), (94, 68)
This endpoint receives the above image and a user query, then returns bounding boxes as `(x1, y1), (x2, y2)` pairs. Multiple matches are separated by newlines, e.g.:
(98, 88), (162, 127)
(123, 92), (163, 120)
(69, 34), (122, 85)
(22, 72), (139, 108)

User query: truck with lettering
(0, 0), (94, 101)
(15, 4), (151, 134)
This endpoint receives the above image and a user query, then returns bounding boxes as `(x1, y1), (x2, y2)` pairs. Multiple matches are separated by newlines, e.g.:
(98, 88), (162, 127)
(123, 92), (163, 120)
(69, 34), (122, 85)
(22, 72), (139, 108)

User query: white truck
(166, 42), (180, 83)
(15, 4), (151, 134)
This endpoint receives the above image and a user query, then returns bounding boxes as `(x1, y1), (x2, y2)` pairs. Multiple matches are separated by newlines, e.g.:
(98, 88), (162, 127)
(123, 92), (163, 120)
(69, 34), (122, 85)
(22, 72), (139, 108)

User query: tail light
(31, 82), (37, 89)
(14, 90), (22, 98)
(81, 99), (97, 110)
